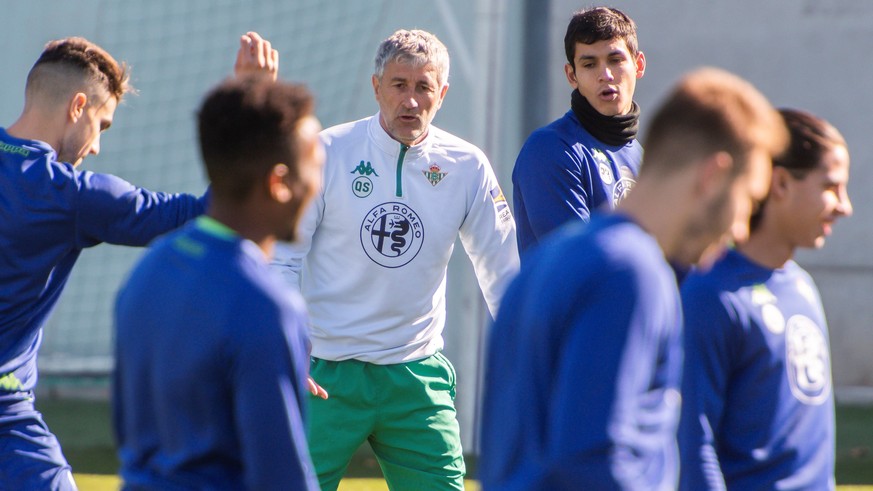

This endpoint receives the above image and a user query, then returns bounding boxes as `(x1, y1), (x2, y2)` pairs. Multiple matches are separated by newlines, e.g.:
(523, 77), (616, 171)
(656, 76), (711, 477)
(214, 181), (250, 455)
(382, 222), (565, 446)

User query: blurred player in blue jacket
(114, 36), (325, 489)
(679, 109), (852, 490)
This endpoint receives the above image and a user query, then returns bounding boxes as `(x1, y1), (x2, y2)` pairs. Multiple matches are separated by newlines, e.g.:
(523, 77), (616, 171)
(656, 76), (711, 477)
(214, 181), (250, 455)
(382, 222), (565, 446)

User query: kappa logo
(351, 161), (378, 197)
(0, 372), (23, 391)
(0, 141), (30, 157)
(351, 160), (379, 177)
(360, 202), (424, 268)
(785, 314), (831, 405)
(423, 163), (447, 186)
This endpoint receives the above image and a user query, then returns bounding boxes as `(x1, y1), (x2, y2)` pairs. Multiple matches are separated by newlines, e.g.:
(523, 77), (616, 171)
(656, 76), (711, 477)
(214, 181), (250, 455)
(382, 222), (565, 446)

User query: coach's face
(373, 60), (448, 146)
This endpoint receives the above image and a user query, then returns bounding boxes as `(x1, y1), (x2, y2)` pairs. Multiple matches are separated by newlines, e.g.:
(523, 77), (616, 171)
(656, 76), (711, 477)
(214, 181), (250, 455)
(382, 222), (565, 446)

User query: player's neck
(207, 204), (275, 260)
(6, 110), (64, 150)
(618, 174), (695, 265)
(737, 230), (793, 270)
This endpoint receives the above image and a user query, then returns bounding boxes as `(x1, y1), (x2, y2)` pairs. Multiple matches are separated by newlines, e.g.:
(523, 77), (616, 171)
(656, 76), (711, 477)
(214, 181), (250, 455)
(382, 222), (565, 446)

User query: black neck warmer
(570, 89), (640, 146)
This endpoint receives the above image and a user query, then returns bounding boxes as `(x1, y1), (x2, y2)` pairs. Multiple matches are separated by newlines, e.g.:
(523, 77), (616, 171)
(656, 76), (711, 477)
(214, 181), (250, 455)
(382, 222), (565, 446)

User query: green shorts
(307, 353), (465, 491)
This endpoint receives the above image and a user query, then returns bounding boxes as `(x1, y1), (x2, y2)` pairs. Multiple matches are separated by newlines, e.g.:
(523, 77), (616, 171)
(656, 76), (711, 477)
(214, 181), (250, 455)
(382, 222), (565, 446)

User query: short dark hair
(28, 37), (132, 102)
(774, 108), (846, 179)
(641, 67), (787, 178)
(564, 7), (638, 65)
(749, 108), (847, 231)
(197, 77), (314, 203)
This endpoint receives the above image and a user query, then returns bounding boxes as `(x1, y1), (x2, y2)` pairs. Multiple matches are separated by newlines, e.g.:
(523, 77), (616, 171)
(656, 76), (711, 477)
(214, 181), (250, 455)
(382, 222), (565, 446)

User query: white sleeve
(458, 156), (520, 319)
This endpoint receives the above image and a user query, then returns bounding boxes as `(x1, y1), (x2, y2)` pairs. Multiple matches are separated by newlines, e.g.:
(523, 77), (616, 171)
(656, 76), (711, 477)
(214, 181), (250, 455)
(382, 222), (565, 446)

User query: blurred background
(2, 0), (871, 458)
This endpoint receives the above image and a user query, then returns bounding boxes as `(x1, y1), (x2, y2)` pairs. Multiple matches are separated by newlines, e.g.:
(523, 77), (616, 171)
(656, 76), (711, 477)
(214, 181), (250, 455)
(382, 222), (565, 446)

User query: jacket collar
(367, 113), (430, 158)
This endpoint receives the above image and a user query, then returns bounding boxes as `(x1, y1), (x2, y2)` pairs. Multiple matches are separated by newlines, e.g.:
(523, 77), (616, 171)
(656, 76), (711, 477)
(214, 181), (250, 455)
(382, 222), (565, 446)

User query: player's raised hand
(234, 31), (278, 81)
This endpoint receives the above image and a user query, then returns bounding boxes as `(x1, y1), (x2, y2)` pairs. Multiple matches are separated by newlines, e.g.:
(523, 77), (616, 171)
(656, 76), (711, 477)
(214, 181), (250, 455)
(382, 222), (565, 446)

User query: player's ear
(768, 166), (792, 200)
(564, 63), (577, 88)
(635, 51), (646, 79)
(696, 151), (734, 200)
(372, 74), (381, 98)
(68, 92), (87, 123)
(268, 163), (293, 203)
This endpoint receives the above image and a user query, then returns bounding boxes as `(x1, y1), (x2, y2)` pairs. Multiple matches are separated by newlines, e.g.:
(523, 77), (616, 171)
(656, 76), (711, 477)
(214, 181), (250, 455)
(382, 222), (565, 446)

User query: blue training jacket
(679, 249), (835, 490)
(480, 213), (683, 491)
(0, 127), (206, 396)
(512, 110), (641, 257)
(114, 218), (318, 490)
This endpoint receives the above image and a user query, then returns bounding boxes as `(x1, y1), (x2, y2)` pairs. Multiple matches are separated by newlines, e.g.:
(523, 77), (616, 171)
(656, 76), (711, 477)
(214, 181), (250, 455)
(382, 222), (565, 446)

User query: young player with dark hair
(113, 71), (324, 489)
(479, 67), (788, 490)
(679, 109), (851, 490)
(512, 6), (645, 257)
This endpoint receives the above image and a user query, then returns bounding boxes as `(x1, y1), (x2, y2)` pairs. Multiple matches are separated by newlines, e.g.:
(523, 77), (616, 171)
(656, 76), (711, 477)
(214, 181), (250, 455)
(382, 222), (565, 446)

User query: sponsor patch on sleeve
(490, 185), (512, 225)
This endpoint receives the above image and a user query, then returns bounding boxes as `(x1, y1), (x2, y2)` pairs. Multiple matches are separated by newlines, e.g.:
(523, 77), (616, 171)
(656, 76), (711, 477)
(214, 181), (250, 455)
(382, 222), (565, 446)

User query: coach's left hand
(308, 376), (328, 399)
(234, 31), (279, 81)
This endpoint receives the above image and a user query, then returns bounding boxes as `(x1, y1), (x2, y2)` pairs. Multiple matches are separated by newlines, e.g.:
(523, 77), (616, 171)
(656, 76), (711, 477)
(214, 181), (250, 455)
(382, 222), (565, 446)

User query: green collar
(195, 216), (237, 240)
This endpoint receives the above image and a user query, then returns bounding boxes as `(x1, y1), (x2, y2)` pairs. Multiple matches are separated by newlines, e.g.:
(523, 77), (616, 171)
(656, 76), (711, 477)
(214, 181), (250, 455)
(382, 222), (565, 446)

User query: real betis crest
(423, 163), (447, 186)
(594, 149), (614, 185)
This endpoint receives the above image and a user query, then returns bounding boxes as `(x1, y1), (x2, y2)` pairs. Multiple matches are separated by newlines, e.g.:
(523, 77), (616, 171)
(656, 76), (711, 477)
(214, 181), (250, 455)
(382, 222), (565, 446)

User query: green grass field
(72, 475), (483, 490)
(37, 398), (873, 489)
(65, 474), (873, 491)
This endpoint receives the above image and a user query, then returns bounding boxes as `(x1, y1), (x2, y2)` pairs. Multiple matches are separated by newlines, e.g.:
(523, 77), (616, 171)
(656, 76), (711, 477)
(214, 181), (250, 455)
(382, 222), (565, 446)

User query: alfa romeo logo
(785, 314), (831, 405)
(612, 177), (635, 207)
(360, 202), (424, 268)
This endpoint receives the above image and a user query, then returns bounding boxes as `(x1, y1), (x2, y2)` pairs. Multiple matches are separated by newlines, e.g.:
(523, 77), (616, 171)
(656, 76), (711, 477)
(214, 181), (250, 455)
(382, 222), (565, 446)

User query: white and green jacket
(273, 113), (519, 364)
